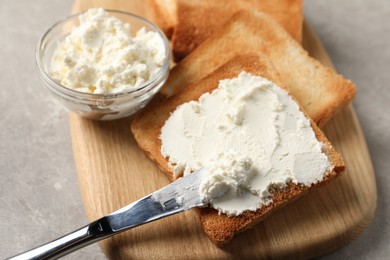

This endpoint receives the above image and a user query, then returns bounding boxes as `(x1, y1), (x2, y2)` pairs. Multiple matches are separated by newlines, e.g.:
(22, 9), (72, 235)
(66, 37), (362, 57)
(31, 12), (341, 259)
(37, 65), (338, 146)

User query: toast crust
(171, 0), (303, 61)
(161, 10), (356, 127)
(145, 0), (177, 38)
(131, 54), (345, 244)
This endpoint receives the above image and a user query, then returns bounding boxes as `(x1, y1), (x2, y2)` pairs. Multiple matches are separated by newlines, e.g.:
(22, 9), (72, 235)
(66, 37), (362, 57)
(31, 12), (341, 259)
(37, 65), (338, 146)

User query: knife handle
(6, 217), (113, 260)
(7, 169), (206, 259)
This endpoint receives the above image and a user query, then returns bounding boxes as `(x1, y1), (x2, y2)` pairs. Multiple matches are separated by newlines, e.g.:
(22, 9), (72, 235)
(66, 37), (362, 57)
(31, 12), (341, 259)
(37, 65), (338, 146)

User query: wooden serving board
(70, 1), (377, 259)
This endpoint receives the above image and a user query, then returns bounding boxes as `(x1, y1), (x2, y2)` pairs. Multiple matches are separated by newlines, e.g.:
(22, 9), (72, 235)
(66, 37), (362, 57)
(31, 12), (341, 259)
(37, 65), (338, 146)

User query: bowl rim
(35, 9), (171, 99)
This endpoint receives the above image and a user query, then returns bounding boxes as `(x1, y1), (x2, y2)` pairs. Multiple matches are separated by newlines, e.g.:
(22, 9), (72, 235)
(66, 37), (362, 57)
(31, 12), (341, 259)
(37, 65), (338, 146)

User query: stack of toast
(132, 0), (356, 245)
(146, 0), (303, 61)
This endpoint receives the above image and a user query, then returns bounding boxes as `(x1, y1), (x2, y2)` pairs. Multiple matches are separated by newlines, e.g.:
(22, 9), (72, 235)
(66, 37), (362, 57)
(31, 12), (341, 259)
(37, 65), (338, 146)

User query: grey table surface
(0, 0), (388, 259)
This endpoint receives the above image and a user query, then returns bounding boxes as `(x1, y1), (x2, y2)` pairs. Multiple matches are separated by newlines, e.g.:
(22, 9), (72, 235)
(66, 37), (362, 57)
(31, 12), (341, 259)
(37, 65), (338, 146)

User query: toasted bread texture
(131, 54), (345, 245)
(145, 0), (177, 38)
(171, 0), (303, 61)
(161, 11), (356, 127)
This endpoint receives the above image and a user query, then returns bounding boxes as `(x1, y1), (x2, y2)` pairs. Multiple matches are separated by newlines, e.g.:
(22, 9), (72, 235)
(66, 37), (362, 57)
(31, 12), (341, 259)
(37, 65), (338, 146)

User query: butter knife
(8, 168), (208, 260)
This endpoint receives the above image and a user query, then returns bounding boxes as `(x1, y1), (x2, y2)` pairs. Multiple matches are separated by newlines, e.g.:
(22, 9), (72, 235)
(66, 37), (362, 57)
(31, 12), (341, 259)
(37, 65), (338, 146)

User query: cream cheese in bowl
(36, 8), (170, 120)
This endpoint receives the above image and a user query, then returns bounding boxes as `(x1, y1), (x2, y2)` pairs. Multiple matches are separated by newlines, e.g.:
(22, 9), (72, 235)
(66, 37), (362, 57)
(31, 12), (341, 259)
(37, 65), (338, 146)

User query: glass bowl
(35, 10), (171, 120)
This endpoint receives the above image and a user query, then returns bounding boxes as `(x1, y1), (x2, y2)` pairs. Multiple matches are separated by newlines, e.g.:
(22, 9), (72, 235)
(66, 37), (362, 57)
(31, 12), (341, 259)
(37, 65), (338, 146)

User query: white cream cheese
(199, 151), (253, 203)
(50, 8), (165, 94)
(199, 152), (263, 216)
(160, 72), (333, 216)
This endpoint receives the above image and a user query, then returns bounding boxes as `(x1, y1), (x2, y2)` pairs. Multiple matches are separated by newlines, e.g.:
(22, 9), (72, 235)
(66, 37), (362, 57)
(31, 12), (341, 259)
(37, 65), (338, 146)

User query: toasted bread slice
(171, 0), (303, 61)
(161, 11), (356, 127)
(133, 54), (285, 180)
(131, 54), (345, 245)
(145, 0), (177, 38)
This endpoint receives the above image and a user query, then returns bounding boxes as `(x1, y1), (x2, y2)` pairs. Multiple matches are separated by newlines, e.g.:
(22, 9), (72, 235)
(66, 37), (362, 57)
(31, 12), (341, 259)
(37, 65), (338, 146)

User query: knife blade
(8, 168), (208, 260)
